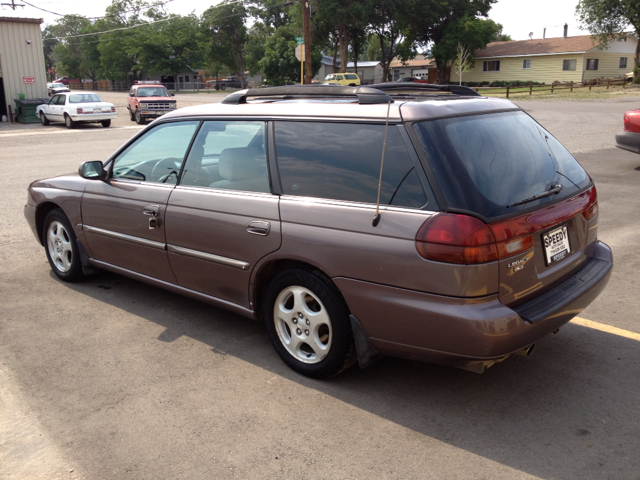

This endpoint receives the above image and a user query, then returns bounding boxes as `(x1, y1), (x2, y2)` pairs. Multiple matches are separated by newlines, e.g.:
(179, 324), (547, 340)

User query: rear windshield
(413, 111), (591, 219)
(69, 94), (102, 103)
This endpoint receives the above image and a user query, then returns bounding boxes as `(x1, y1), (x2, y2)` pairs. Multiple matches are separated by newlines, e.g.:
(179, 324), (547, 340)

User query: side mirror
(129, 92), (135, 97)
(78, 161), (105, 180)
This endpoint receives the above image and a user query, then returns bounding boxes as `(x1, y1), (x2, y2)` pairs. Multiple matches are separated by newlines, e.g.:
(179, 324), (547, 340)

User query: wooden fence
(474, 78), (628, 98)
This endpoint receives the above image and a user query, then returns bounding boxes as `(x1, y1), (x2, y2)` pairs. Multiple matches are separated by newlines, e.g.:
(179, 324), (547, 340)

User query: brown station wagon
(24, 84), (613, 378)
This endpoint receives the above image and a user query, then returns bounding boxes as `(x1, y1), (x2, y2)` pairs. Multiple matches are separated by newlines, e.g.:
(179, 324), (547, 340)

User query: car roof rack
(367, 83), (481, 97)
(221, 85), (394, 105)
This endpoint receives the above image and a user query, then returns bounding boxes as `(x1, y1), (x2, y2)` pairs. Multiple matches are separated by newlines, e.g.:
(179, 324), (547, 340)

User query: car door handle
(247, 221), (270, 236)
(143, 205), (160, 229)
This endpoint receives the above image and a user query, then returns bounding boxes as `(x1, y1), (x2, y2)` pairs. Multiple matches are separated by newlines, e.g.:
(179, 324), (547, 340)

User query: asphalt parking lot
(1, 92), (639, 479)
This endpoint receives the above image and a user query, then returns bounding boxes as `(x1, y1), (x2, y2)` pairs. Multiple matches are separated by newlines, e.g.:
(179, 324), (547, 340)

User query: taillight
(416, 214), (498, 264)
(624, 115), (630, 123)
(111, 106), (116, 112)
(416, 186), (598, 265)
(77, 108), (83, 114)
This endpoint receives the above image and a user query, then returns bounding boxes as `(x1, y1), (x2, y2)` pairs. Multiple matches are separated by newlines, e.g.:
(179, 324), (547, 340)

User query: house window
(522, 59), (531, 69)
(482, 60), (500, 72)
(562, 59), (577, 71)
(586, 59), (599, 71)
(393, 69), (400, 81)
(620, 57), (628, 68)
(185, 75), (190, 82)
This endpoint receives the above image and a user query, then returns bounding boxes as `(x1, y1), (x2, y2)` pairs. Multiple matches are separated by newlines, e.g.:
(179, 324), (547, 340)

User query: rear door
(165, 120), (281, 309)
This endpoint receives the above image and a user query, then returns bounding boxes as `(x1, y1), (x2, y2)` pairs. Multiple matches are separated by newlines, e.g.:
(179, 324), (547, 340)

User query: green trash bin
(18, 93), (25, 100)
(14, 98), (50, 124)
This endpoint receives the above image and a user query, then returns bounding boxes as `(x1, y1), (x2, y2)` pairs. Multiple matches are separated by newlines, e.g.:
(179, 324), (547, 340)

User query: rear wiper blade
(508, 184), (563, 208)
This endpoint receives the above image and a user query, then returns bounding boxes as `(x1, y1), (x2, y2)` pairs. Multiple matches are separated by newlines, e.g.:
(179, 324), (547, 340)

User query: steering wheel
(151, 157), (181, 182)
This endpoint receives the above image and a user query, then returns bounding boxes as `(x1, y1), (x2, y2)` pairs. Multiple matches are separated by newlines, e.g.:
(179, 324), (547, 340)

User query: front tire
(64, 114), (75, 129)
(101, 119), (111, 127)
(40, 112), (49, 126)
(135, 109), (145, 125)
(263, 269), (356, 378)
(43, 209), (85, 282)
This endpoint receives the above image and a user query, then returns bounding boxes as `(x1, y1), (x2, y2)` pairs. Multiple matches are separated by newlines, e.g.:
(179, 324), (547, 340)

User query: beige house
(389, 55), (438, 83)
(461, 34), (638, 84)
(0, 17), (47, 121)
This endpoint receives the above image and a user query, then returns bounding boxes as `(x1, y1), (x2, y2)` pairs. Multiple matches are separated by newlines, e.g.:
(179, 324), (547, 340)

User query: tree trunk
(339, 23), (349, 73)
(378, 34), (388, 82)
(436, 60), (447, 84)
(635, 38), (640, 83)
(332, 36), (338, 73)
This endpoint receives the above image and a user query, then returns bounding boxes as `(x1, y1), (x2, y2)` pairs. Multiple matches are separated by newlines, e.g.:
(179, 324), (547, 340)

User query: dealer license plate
(542, 225), (571, 265)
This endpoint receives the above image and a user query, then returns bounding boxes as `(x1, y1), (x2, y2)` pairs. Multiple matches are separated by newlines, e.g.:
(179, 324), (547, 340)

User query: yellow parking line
(571, 317), (640, 341)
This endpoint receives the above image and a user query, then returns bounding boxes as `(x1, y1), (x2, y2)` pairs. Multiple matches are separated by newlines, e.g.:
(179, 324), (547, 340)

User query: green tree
(576, 0), (640, 81)
(405, 0), (496, 83)
(259, 27), (321, 85)
(202, 1), (249, 88)
(50, 15), (92, 79)
(429, 16), (502, 84)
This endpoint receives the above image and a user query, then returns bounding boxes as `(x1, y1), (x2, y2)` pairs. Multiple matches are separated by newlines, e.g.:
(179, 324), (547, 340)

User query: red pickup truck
(126, 81), (177, 124)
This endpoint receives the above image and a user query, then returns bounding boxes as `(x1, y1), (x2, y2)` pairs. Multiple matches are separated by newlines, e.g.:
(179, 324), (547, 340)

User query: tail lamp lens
(111, 106), (116, 112)
(416, 214), (498, 264)
(416, 186), (597, 265)
(77, 108), (83, 114)
(624, 114), (630, 123)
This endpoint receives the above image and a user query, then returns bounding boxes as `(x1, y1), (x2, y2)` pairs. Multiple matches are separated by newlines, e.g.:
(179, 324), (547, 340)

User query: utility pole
(302, 0), (312, 84)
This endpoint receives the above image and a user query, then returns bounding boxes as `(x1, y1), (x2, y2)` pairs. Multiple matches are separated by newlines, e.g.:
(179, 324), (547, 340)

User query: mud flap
(76, 239), (100, 276)
(349, 314), (380, 369)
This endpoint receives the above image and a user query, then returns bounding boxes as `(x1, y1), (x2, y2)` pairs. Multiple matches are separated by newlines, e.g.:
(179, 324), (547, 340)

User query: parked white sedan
(36, 92), (117, 129)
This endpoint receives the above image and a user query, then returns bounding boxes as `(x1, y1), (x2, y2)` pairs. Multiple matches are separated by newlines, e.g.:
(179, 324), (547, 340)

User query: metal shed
(0, 17), (47, 122)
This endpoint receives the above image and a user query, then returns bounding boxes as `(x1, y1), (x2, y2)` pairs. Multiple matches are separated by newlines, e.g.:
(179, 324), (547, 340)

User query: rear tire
(263, 268), (356, 379)
(43, 209), (86, 283)
(40, 112), (49, 126)
(64, 114), (75, 129)
(101, 119), (111, 127)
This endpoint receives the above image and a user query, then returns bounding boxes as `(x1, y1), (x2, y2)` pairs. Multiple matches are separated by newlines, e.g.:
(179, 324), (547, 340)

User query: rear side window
(274, 122), (427, 208)
(413, 111), (590, 219)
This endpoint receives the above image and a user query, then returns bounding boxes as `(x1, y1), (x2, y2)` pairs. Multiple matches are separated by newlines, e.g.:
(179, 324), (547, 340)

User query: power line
(21, 0), (175, 20)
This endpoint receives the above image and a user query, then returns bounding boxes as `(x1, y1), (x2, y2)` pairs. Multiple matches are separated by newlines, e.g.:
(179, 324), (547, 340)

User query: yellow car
(322, 73), (361, 86)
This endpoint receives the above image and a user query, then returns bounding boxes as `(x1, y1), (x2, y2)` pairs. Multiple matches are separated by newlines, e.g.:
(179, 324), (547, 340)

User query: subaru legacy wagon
(24, 84), (612, 378)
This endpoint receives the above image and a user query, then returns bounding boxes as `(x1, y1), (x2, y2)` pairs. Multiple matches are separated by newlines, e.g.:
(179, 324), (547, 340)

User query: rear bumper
(615, 130), (640, 153)
(69, 113), (117, 122)
(334, 240), (612, 366)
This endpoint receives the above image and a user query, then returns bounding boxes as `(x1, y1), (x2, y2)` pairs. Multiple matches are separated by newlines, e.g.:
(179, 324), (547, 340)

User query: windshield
(137, 86), (169, 97)
(413, 111), (591, 219)
(51, 83), (65, 88)
(69, 94), (103, 103)
(324, 74), (336, 81)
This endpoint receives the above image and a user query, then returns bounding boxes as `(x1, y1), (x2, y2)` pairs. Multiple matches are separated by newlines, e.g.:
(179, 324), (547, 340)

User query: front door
(165, 120), (281, 309)
(82, 120), (200, 283)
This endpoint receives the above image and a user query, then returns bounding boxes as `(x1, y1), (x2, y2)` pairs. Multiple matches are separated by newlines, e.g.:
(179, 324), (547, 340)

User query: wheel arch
(35, 201), (61, 245)
(252, 259), (348, 322)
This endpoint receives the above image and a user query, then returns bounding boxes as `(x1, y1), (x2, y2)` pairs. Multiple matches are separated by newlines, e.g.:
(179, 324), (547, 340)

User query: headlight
(141, 103), (148, 108)
(171, 104), (177, 109)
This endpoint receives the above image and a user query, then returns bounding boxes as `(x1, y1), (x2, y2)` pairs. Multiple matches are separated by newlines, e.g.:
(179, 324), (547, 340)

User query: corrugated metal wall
(0, 18), (48, 118)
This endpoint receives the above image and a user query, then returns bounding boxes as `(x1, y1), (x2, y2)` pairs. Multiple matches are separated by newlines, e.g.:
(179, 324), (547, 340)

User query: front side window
(111, 121), (199, 184)
(275, 122), (427, 208)
(413, 112), (590, 219)
(620, 57), (628, 68)
(179, 121), (269, 193)
(562, 59), (577, 71)
(522, 59), (532, 69)
(586, 59), (599, 70)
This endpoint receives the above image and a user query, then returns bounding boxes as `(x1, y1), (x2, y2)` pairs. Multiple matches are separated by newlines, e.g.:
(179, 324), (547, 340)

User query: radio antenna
(373, 100), (392, 227)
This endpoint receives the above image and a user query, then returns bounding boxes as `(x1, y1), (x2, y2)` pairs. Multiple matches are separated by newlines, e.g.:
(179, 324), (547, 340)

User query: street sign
(23, 76), (35, 84)
(295, 36), (304, 45)
(295, 44), (304, 61)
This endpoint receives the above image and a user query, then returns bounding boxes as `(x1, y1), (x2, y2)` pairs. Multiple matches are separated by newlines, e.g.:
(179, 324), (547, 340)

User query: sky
(1, 0), (586, 41)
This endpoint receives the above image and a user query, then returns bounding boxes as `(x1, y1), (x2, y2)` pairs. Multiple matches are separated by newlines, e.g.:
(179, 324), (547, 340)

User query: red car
(396, 76), (429, 83)
(615, 109), (640, 153)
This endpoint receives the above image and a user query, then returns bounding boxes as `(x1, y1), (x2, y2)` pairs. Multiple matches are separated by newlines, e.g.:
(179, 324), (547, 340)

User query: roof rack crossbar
(221, 85), (394, 105)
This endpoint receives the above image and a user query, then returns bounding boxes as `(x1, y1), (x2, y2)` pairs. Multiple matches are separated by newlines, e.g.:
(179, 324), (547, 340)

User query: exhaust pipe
(514, 344), (536, 357)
